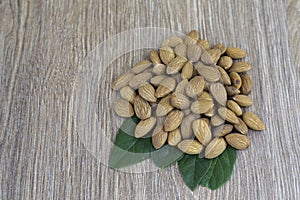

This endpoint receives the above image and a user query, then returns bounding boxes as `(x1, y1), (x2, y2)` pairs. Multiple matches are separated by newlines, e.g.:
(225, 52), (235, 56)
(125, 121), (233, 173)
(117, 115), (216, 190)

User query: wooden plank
(0, 0), (299, 199)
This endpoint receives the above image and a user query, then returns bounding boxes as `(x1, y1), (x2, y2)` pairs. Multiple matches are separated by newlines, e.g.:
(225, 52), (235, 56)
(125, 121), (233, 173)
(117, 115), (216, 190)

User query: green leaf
(109, 116), (155, 169)
(178, 154), (213, 191)
(151, 145), (184, 169)
(199, 146), (237, 190)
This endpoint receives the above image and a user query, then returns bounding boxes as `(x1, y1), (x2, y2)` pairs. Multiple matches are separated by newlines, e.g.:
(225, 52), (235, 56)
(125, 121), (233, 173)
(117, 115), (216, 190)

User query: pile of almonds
(112, 30), (265, 159)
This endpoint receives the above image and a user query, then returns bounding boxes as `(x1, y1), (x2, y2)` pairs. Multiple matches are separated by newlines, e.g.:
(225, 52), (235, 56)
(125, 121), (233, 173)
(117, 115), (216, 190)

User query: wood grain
(0, 0), (299, 199)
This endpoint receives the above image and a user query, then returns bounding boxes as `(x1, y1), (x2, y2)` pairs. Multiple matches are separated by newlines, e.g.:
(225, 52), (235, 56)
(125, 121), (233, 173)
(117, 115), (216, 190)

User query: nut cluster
(112, 30), (265, 159)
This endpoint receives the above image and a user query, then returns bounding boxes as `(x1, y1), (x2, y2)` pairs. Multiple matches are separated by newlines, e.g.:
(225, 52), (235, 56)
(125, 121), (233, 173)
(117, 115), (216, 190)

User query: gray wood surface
(0, 0), (299, 199)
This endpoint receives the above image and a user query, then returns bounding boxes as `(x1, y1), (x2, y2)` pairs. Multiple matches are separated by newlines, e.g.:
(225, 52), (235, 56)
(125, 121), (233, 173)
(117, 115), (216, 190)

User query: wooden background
(0, 0), (299, 199)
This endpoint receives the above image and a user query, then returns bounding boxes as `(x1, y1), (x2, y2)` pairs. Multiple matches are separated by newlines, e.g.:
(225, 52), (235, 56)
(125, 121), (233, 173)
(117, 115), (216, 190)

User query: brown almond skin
(185, 76), (205, 98)
(174, 43), (187, 58)
(113, 99), (134, 118)
(187, 44), (202, 62)
(240, 73), (253, 94)
(205, 137), (227, 159)
(225, 133), (250, 150)
(135, 117), (157, 138)
(213, 43), (227, 55)
(226, 86), (241, 96)
(218, 107), (239, 124)
(230, 72), (242, 89)
(166, 56), (187, 74)
(190, 100), (213, 115)
(197, 39), (210, 50)
(132, 60), (152, 74)
(170, 93), (190, 109)
(243, 112), (265, 131)
(210, 82), (227, 106)
(150, 75), (167, 86)
(226, 47), (247, 59)
(156, 95), (174, 117)
(233, 95), (253, 107)
(234, 118), (249, 134)
(188, 30), (199, 41)
(120, 86), (136, 104)
(168, 128), (182, 146)
(177, 139), (203, 155)
(134, 95), (151, 120)
(152, 126), (168, 149)
(152, 64), (166, 75)
(229, 62), (251, 73)
(194, 63), (221, 82)
(150, 50), (161, 64)
(155, 77), (176, 98)
(213, 124), (233, 137)
(164, 110), (184, 132)
(227, 100), (243, 116)
(138, 83), (157, 103)
(192, 119), (212, 146)
(112, 73), (135, 91)
(217, 56), (233, 70)
(207, 48), (222, 63)
(129, 72), (153, 89)
(160, 46), (175, 64)
(181, 62), (194, 80)
(217, 66), (231, 85)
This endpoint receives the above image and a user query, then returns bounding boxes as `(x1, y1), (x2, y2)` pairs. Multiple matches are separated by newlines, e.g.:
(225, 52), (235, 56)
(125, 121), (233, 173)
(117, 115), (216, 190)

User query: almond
(152, 125), (168, 149)
(156, 94), (174, 117)
(242, 112), (265, 131)
(166, 56), (187, 74)
(138, 83), (157, 102)
(210, 82), (227, 106)
(183, 108), (191, 116)
(150, 75), (167, 86)
(135, 117), (157, 138)
(229, 62), (251, 73)
(166, 36), (184, 47)
(131, 60), (152, 74)
(240, 73), (253, 94)
(226, 86), (241, 96)
(226, 47), (247, 59)
(113, 99), (134, 117)
(227, 100), (243, 116)
(174, 43), (187, 58)
(185, 76), (205, 98)
(234, 118), (249, 134)
(175, 79), (189, 94)
(177, 139), (203, 155)
(225, 133), (250, 150)
(207, 48), (222, 63)
(233, 95), (253, 107)
(187, 30), (199, 41)
(150, 50), (161, 64)
(187, 44), (202, 62)
(191, 100), (213, 115)
(120, 86), (136, 103)
(181, 114), (198, 139)
(218, 107), (239, 124)
(213, 43), (227, 54)
(181, 62), (194, 80)
(197, 39), (210, 50)
(192, 119), (212, 146)
(230, 71), (242, 89)
(194, 63), (221, 82)
(217, 56), (233, 70)
(134, 95), (151, 120)
(159, 46), (175, 64)
(201, 51), (215, 65)
(152, 64), (166, 75)
(210, 114), (225, 126)
(164, 110), (184, 131)
(205, 137), (227, 159)
(129, 72), (153, 89)
(170, 92), (191, 109)
(217, 66), (231, 85)
(168, 128), (182, 146)
(204, 105), (216, 117)
(155, 77), (176, 98)
(112, 72), (135, 90)
(213, 124), (233, 137)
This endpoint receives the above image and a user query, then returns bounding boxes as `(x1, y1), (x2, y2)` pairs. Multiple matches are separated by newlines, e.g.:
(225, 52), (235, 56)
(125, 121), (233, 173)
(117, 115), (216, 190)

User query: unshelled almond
(152, 125), (168, 149)
(181, 62), (194, 80)
(156, 94), (174, 117)
(213, 43), (226, 54)
(150, 50), (161, 64)
(218, 107), (239, 124)
(135, 117), (157, 138)
(159, 46), (175, 64)
(131, 60), (152, 74)
(191, 99), (213, 115)
(217, 56), (233, 70)
(226, 47), (247, 59)
(168, 128), (182, 146)
(134, 95), (151, 120)
(174, 43), (187, 58)
(201, 51), (215, 65)
(242, 112), (265, 131)
(240, 73), (253, 94)
(234, 118), (249, 134)
(197, 39), (210, 50)
(120, 86), (136, 103)
(185, 76), (205, 97)
(129, 72), (153, 89)
(230, 72), (242, 89)
(229, 62), (251, 73)
(213, 124), (233, 137)
(192, 119), (212, 146)
(112, 72), (135, 91)
(210, 82), (227, 106)
(166, 56), (187, 74)
(194, 63), (221, 82)
(155, 77), (176, 98)
(177, 139), (203, 155)
(187, 44), (202, 62)
(138, 83), (157, 103)
(225, 133), (250, 150)
(227, 100), (243, 116)
(170, 92), (190, 109)
(164, 110), (184, 131)
(205, 137), (227, 159)
(217, 66), (231, 85)
(150, 75), (166, 86)
(233, 95), (253, 107)
(181, 114), (197, 139)
(114, 99), (134, 117)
